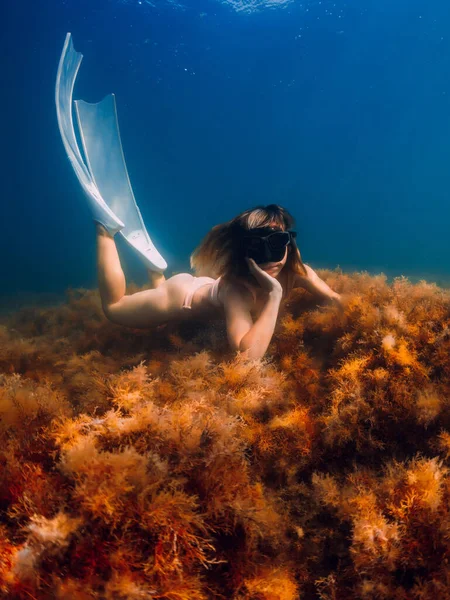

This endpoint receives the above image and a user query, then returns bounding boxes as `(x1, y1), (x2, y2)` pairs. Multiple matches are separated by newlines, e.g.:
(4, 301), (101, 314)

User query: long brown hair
(190, 204), (307, 297)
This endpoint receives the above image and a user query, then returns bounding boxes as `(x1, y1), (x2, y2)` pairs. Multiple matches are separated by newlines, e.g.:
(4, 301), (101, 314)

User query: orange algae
(0, 271), (450, 598)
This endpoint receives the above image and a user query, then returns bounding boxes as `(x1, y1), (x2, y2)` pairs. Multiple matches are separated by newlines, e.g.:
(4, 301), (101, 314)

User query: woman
(97, 204), (341, 360)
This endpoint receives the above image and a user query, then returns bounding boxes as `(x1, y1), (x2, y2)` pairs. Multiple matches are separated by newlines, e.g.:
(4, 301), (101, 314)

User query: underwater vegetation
(1, 269), (450, 599)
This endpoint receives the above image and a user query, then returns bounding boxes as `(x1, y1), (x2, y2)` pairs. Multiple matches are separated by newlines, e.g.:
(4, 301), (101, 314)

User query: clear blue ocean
(3, 0), (450, 310)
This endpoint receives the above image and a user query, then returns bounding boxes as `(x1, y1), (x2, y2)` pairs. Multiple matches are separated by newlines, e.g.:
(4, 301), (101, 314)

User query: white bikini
(182, 276), (222, 310)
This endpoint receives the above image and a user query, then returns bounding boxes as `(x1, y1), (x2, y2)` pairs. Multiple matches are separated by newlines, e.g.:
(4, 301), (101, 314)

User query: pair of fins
(55, 32), (167, 273)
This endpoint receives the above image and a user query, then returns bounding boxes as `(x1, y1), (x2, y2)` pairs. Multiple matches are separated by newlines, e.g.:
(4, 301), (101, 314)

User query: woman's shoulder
(291, 265), (310, 288)
(221, 268), (296, 306)
(220, 276), (257, 306)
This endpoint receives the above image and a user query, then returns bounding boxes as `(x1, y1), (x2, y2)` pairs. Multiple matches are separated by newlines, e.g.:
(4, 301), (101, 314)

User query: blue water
(2, 0), (450, 308)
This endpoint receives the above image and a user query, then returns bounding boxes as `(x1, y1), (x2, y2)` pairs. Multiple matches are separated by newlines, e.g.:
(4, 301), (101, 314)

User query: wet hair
(190, 204), (307, 296)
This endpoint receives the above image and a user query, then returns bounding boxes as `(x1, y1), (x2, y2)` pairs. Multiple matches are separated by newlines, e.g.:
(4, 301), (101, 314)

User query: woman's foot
(96, 222), (115, 238)
(96, 223), (165, 289)
(147, 269), (166, 289)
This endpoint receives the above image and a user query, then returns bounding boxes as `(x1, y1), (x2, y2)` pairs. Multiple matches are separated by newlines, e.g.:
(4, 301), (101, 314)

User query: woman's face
(245, 222), (289, 276)
(259, 246), (288, 277)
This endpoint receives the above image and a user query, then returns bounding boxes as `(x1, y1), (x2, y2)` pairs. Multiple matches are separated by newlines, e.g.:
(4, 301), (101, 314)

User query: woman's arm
(238, 290), (283, 359)
(223, 257), (284, 360)
(223, 283), (283, 361)
(296, 264), (341, 304)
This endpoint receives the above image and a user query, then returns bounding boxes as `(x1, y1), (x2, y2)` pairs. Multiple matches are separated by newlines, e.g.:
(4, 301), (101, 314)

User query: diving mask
(242, 227), (297, 264)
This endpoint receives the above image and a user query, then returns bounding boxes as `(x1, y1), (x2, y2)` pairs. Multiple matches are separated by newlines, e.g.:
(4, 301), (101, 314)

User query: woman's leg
(96, 223), (169, 328)
(96, 223), (126, 307)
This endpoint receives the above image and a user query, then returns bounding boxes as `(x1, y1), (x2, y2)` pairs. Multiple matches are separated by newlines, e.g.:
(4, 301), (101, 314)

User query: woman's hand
(328, 292), (344, 311)
(297, 265), (342, 307)
(245, 258), (283, 295)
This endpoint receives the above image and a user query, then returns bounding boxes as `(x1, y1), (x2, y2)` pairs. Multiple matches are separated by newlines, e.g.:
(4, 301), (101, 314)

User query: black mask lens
(268, 232), (290, 250)
(242, 229), (292, 264)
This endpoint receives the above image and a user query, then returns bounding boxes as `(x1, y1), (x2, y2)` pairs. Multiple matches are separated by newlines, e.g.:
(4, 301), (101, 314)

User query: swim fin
(55, 33), (168, 273)
(55, 33), (125, 236)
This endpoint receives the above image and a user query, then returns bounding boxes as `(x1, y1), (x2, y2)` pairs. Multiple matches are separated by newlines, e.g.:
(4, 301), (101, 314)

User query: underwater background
(4, 2), (450, 598)
(2, 0), (450, 311)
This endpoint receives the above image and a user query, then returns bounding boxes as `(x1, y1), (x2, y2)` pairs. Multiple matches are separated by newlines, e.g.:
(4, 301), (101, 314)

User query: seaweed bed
(1, 270), (450, 599)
